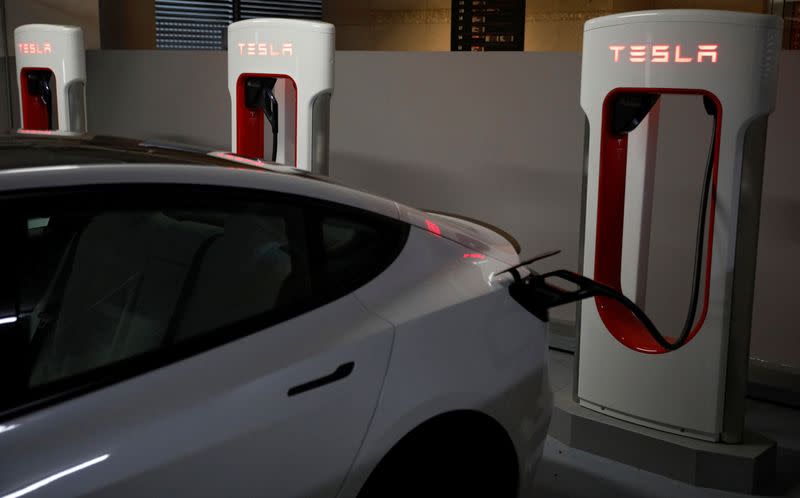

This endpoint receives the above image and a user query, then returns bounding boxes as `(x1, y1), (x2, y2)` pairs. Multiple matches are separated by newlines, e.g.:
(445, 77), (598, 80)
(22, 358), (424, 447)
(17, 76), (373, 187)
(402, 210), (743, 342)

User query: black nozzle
(244, 77), (274, 107)
(610, 93), (660, 135)
(26, 70), (53, 103)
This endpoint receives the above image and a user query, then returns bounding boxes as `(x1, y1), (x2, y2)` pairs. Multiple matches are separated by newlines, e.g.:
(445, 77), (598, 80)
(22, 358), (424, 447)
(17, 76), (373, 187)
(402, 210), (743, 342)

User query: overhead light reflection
(2, 165), (80, 174)
(2, 454), (109, 498)
(0, 316), (17, 326)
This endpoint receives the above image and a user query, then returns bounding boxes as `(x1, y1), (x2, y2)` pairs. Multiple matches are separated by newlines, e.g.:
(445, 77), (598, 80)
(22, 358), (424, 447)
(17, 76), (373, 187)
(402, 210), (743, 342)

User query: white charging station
(14, 24), (87, 134)
(226, 18), (334, 174)
(577, 10), (782, 443)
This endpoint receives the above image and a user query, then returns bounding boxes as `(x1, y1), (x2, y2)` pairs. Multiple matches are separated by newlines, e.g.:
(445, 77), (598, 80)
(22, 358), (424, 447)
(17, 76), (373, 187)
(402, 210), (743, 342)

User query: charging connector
(25, 70), (54, 129)
(245, 77), (279, 162)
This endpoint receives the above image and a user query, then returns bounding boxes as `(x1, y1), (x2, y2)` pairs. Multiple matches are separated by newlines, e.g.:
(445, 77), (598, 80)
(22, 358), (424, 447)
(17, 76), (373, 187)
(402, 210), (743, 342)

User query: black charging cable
(671, 96), (717, 348)
(263, 85), (279, 162)
(245, 77), (279, 161)
(607, 93), (718, 349)
(26, 70), (54, 129)
(507, 95), (719, 351)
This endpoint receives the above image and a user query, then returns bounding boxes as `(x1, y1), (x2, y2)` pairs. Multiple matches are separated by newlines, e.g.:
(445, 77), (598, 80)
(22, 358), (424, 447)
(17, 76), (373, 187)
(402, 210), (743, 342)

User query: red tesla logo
(237, 42), (293, 57)
(18, 42), (52, 55)
(609, 44), (718, 64)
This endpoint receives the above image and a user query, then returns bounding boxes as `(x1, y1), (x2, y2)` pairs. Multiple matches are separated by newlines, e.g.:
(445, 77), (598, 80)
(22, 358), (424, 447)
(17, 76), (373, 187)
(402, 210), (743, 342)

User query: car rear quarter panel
(0, 295), (394, 498)
(341, 227), (552, 497)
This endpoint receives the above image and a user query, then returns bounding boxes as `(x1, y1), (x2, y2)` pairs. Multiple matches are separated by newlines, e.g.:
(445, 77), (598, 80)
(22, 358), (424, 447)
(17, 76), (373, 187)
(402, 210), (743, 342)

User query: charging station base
(550, 388), (777, 494)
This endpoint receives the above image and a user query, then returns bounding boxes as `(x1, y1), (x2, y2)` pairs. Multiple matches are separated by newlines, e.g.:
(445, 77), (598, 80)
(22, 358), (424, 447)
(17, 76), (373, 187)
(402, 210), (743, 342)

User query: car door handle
(287, 362), (355, 397)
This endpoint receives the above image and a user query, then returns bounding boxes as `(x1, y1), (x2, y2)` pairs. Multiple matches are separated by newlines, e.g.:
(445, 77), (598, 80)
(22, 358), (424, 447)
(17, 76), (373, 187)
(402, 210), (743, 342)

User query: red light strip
(425, 219), (442, 236)
(208, 151), (268, 167)
(17, 129), (55, 135)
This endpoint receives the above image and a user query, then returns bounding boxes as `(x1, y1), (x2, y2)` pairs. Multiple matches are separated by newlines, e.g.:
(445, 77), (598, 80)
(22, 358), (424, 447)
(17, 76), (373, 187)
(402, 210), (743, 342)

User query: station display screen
(451, 0), (525, 51)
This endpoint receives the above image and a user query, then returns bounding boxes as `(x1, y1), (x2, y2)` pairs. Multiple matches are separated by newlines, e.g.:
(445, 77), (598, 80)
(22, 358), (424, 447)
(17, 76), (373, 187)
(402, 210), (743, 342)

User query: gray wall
(85, 50), (230, 149)
(330, 52), (586, 327)
(751, 56), (800, 374)
(3, 50), (799, 375)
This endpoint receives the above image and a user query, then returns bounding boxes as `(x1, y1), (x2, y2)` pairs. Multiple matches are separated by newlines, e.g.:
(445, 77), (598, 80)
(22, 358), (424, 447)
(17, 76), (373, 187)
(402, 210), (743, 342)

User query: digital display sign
(451, 0), (525, 51)
(609, 44), (718, 64)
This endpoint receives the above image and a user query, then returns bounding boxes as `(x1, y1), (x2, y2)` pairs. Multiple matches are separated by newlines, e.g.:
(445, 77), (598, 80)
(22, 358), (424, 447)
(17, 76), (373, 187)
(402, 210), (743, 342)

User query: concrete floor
(531, 350), (800, 497)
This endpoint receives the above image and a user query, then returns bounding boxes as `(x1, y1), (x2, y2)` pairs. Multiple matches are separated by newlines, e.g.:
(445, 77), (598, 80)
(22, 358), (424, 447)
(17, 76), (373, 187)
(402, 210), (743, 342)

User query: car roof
(0, 133), (401, 220)
(0, 133), (281, 170)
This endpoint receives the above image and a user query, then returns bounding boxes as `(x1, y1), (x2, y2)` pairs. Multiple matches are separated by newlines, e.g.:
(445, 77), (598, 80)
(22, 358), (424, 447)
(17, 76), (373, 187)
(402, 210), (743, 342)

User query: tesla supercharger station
(577, 10), (782, 443)
(226, 18), (334, 174)
(14, 24), (87, 134)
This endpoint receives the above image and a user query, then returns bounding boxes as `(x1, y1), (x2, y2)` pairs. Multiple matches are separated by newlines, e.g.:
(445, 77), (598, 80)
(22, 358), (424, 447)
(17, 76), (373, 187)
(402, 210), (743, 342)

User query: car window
(0, 186), (314, 414)
(0, 185), (408, 417)
(321, 215), (398, 297)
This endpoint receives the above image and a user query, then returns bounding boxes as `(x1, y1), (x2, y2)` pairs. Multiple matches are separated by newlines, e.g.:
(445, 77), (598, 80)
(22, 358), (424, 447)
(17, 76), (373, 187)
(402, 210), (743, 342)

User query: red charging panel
(19, 67), (54, 130)
(235, 73), (298, 163)
(595, 88), (722, 354)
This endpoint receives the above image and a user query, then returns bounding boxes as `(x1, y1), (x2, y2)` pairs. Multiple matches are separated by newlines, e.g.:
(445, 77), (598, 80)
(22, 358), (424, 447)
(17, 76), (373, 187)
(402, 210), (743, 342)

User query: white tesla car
(0, 135), (552, 498)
